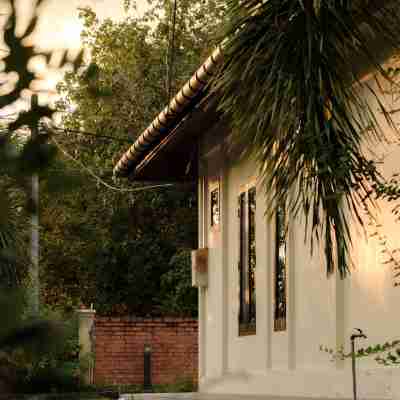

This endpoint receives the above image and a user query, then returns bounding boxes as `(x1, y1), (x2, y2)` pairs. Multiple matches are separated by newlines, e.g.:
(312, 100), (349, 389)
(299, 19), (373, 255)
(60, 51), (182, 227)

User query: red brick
(93, 317), (198, 385)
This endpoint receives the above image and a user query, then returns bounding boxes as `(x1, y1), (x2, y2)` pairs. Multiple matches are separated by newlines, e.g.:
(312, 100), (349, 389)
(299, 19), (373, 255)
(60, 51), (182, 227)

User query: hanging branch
(213, 0), (400, 277)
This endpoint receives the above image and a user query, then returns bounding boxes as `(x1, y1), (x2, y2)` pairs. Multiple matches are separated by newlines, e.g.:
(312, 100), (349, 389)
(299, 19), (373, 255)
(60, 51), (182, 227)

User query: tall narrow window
(248, 188), (256, 323)
(238, 187), (256, 335)
(210, 187), (220, 227)
(274, 205), (287, 331)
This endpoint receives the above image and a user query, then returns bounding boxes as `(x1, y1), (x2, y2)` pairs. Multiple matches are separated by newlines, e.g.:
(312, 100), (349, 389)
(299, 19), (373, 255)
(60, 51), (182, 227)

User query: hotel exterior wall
(197, 86), (400, 398)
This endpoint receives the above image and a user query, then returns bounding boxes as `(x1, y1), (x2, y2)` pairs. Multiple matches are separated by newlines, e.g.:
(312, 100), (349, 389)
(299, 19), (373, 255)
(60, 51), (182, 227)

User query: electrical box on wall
(191, 248), (208, 287)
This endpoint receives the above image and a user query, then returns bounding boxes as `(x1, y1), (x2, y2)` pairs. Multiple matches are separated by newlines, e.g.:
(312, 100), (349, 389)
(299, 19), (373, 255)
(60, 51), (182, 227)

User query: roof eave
(130, 96), (221, 182)
(113, 47), (223, 179)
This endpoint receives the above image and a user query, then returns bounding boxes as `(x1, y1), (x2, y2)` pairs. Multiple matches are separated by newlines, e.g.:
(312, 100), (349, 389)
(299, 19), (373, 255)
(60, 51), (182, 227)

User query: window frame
(273, 204), (288, 332)
(238, 185), (257, 336)
(209, 179), (220, 231)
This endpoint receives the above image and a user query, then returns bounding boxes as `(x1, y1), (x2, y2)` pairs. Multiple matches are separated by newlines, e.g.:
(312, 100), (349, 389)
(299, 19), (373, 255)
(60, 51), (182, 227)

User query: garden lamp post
(351, 328), (367, 400)
(144, 343), (152, 392)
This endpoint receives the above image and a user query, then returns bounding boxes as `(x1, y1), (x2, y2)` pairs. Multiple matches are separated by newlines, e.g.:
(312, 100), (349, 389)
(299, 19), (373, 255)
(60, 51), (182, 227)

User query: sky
(31, 0), (128, 49)
(0, 0), (138, 49)
(0, 0), (147, 115)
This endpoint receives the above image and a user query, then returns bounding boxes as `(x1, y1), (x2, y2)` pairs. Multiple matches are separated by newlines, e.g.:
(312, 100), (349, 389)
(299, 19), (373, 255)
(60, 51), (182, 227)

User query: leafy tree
(0, 0), (83, 289)
(41, 0), (223, 315)
(212, 0), (400, 277)
(0, 0), (84, 392)
(159, 250), (197, 317)
(41, 179), (198, 315)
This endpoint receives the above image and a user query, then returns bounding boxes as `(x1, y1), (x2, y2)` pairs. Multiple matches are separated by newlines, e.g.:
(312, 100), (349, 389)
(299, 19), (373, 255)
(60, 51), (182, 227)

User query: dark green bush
(0, 301), (82, 394)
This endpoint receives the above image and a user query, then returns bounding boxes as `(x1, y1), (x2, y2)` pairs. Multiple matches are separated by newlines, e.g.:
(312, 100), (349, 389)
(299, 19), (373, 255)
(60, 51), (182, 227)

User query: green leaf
(212, 0), (400, 277)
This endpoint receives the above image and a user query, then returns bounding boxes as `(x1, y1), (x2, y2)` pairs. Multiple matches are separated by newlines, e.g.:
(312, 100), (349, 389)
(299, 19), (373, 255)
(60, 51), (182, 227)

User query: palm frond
(213, 0), (400, 277)
(0, 189), (26, 288)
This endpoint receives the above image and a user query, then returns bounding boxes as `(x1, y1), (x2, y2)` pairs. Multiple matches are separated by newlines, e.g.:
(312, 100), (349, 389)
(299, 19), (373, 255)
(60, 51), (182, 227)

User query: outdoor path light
(144, 343), (152, 393)
(351, 328), (367, 400)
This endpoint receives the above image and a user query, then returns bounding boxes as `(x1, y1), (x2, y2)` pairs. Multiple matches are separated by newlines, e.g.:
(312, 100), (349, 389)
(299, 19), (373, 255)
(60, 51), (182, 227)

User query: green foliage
(42, 0), (222, 315)
(57, 0), (224, 141)
(320, 339), (400, 366)
(41, 179), (197, 315)
(0, 181), (27, 288)
(0, 0), (85, 393)
(159, 249), (197, 317)
(373, 173), (400, 203)
(2, 0), (82, 129)
(0, 291), (79, 393)
(213, 0), (400, 277)
(10, 307), (81, 394)
(0, 0), (83, 290)
(93, 378), (196, 394)
(152, 377), (196, 393)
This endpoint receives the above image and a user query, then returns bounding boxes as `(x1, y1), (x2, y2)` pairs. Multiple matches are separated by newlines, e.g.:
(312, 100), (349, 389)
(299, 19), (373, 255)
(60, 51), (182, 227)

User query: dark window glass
(239, 192), (246, 326)
(274, 205), (287, 331)
(238, 187), (256, 335)
(211, 188), (219, 227)
(248, 187), (256, 324)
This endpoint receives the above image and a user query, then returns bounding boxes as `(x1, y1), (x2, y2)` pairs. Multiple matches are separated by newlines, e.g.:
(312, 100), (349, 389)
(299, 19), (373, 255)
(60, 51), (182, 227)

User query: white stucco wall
(197, 77), (400, 399)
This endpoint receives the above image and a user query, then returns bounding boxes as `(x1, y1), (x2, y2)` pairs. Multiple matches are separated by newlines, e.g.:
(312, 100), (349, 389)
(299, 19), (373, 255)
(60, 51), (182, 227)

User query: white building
(114, 44), (400, 400)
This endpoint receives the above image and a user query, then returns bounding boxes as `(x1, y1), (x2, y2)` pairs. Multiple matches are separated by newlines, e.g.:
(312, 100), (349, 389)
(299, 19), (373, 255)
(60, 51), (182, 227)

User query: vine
(320, 340), (400, 366)
(360, 195), (400, 287)
(358, 62), (400, 286)
(320, 63), (400, 368)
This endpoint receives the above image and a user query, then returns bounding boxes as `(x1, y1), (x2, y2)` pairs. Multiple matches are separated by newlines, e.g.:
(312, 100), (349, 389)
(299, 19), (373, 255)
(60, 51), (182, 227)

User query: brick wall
(94, 317), (198, 386)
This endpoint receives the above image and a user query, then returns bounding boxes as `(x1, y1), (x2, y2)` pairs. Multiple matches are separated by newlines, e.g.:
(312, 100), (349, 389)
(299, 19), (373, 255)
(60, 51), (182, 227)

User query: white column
(288, 222), (296, 370)
(198, 164), (207, 382)
(220, 158), (229, 374)
(77, 306), (96, 384)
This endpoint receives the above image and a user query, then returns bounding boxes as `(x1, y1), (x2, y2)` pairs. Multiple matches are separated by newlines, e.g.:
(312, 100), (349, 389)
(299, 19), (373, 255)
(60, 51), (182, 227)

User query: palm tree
(0, 0), (83, 293)
(0, 1), (83, 389)
(213, 0), (400, 277)
(0, 186), (25, 288)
